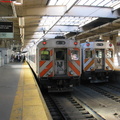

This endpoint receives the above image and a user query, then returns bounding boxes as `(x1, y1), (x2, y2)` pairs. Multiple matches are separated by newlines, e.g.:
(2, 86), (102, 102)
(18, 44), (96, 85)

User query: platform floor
(0, 62), (52, 120)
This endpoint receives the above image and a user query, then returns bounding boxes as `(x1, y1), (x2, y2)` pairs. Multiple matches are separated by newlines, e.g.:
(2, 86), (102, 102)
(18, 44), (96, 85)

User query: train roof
(81, 41), (114, 49)
(36, 38), (80, 48)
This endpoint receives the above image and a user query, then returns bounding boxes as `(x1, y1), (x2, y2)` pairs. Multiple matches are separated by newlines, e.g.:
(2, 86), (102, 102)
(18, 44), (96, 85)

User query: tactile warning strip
(10, 62), (52, 120)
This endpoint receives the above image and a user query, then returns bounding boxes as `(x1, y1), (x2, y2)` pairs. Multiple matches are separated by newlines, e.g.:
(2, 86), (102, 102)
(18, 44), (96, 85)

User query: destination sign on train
(56, 41), (66, 45)
(96, 43), (104, 46)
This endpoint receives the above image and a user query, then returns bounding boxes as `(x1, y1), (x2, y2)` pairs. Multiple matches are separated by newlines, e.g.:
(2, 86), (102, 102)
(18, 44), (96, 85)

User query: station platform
(0, 62), (52, 120)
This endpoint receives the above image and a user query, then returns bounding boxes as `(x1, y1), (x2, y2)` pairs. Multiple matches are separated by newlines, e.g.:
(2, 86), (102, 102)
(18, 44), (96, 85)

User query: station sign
(0, 22), (13, 38)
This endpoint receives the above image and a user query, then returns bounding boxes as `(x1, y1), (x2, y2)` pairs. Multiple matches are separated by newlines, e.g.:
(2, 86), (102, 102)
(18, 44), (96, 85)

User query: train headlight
(69, 85), (73, 87)
(47, 71), (52, 75)
(106, 76), (109, 79)
(90, 67), (94, 71)
(106, 66), (109, 70)
(88, 77), (92, 79)
(70, 71), (74, 75)
(48, 86), (51, 88)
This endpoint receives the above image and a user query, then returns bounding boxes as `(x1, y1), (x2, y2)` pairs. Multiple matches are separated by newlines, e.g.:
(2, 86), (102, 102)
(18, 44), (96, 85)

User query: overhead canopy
(0, 0), (120, 50)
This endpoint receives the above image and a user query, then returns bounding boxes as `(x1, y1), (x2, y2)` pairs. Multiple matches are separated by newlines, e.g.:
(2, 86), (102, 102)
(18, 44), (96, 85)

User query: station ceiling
(0, 0), (120, 51)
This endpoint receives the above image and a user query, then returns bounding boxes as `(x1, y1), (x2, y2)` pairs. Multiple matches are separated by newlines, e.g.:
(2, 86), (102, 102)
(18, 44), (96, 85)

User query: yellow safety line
(10, 62), (52, 120)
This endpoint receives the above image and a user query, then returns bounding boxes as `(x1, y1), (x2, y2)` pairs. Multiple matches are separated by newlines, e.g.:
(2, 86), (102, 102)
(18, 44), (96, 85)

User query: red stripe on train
(68, 61), (80, 76)
(40, 61), (46, 67)
(40, 61), (53, 77)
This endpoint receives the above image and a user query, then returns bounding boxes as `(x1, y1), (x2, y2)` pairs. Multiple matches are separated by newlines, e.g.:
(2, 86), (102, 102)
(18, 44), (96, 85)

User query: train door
(95, 49), (105, 70)
(54, 48), (67, 75)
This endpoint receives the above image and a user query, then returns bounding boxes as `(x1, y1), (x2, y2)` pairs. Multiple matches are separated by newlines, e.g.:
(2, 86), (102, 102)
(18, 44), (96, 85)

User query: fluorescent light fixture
(13, 0), (23, 5)
(118, 31), (120, 36)
(13, 2), (22, 5)
(99, 35), (103, 39)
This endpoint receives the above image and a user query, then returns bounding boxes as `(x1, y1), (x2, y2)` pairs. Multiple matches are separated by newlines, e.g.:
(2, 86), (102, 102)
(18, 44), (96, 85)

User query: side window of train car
(106, 49), (113, 58)
(41, 50), (50, 60)
(85, 51), (92, 58)
(71, 50), (79, 60)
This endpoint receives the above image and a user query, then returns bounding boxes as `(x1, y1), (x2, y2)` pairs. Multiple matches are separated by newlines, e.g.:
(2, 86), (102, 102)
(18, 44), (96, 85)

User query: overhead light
(86, 38), (90, 42)
(118, 31), (120, 36)
(13, 0), (23, 5)
(13, 2), (22, 5)
(99, 35), (103, 39)
(0, 0), (12, 3)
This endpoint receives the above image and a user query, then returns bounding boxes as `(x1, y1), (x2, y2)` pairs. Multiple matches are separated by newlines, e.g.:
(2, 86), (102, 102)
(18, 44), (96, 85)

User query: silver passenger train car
(26, 38), (81, 92)
(81, 39), (114, 83)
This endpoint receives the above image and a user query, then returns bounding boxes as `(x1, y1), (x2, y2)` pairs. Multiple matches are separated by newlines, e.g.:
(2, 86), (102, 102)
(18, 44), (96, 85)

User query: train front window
(71, 50), (79, 60)
(56, 51), (65, 60)
(96, 51), (102, 58)
(107, 49), (113, 58)
(41, 50), (50, 60)
(85, 51), (92, 58)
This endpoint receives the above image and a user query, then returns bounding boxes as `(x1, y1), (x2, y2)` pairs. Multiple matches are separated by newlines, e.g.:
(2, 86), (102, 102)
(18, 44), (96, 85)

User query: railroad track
(43, 93), (69, 120)
(87, 84), (120, 103)
(102, 83), (120, 93)
(42, 92), (104, 120)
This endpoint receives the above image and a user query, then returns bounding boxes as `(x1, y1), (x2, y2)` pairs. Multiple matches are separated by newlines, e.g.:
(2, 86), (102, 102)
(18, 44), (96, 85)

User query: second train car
(26, 38), (81, 92)
(80, 39), (114, 83)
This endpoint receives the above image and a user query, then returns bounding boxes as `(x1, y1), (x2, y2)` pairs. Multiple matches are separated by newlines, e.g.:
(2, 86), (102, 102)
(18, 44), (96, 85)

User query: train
(80, 39), (114, 83)
(26, 38), (114, 92)
(26, 37), (81, 92)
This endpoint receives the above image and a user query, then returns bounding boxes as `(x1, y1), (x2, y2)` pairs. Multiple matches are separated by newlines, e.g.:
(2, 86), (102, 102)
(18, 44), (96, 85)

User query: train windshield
(56, 51), (65, 60)
(85, 51), (92, 58)
(41, 50), (50, 60)
(71, 50), (79, 60)
(96, 51), (102, 58)
(106, 49), (113, 58)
